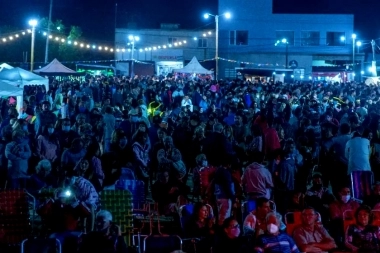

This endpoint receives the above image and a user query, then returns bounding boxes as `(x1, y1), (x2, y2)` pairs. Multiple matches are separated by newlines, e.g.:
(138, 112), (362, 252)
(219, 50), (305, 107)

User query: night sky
(0, 0), (379, 43)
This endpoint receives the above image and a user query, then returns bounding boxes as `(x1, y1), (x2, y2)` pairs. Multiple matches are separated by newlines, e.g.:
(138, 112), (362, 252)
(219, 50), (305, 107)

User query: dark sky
(0, 0), (379, 43)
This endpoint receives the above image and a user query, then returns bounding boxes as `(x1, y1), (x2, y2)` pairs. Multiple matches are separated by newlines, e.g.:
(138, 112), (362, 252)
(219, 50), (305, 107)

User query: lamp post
(204, 12), (231, 80)
(275, 38), (289, 68)
(128, 35), (139, 77)
(356, 41), (362, 53)
(352, 34), (356, 70)
(29, 19), (38, 71)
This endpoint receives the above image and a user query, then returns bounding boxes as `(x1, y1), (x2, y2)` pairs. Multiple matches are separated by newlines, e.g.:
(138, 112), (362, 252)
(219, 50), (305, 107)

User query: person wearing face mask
(36, 123), (60, 165)
(213, 217), (250, 253)
(254, 212), (300, 253)
(192, 154), (216, 200)
(57, 118), (79, 150)
(329, 186), (360, 247)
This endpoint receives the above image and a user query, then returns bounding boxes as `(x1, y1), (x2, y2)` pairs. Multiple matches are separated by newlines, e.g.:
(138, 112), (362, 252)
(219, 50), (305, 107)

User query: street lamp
(128, 35), (139, 77)
(356, 41), (362, 53)
(204, 12), (231, 80)
(28, 19), (38, 71)
(352, 34), (356, 70)
(275, 38), (289, 68)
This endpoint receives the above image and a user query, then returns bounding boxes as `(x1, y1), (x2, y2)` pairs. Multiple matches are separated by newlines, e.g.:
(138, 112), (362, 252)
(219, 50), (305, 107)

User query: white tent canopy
(0, 67), (49, 91)
(0, 80), (23, 97)
(0, 63), (14, 72)
(174, 56), (213, 74)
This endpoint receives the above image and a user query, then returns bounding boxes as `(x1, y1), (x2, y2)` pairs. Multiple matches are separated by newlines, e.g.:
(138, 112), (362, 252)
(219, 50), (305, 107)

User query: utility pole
(371, 40), (377, 77)
(44, 0), (53, 63)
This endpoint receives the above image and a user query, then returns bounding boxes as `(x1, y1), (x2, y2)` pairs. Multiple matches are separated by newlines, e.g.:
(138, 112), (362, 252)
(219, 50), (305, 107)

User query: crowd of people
(1, 74), (380, 252)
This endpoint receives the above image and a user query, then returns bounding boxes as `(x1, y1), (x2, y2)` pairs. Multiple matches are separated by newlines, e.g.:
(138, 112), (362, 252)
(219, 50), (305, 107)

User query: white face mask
(202, 160), (208, 167)
(267, 223), (279, 234)
(341, 195), (351, 203)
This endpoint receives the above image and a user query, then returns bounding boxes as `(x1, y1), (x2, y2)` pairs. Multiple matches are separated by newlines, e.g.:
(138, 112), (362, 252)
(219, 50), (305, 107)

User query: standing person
(102, 106), (116, 153)
(242, 162), (273, 200)
(214, 155), (235, 226)
(5, 130), (32, 188)
(36, 123), (60, 166)
(345, 127), (371, 176)
(34, 101), (57, 137)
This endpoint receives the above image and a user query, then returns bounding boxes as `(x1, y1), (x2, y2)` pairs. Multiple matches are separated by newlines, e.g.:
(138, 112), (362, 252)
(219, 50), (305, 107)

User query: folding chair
(343, 210), (355, 234)
(100, 190), (134, 246)
(350, 171), (374, 201)
(284, 211), (322, 236)
(143, 214), (182, 253)
(372, 210), (380, 226)
(21, 238), (61, 253)
(0, 189), (34, 245)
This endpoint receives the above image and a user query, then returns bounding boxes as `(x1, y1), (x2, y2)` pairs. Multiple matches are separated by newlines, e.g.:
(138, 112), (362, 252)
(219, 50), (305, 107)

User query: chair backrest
(285, 211), (322, 235)
(100, 190), (133, 245)
(343, 209), (355, 233)
(21, 238), (61, 253)
(372, 210), (380, 226)
(178, 204), (194, 230)
(143, 234), (182, 253)
(350, 171), (374, 200)
(0, 189), (32, 245)
(115, 179), (145, 209)
(285, 212), (302, 235)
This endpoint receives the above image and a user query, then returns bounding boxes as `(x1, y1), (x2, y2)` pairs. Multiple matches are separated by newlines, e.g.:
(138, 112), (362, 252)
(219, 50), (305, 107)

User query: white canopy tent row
(174, 56), (213, 75)
(0, 64), (49, 112)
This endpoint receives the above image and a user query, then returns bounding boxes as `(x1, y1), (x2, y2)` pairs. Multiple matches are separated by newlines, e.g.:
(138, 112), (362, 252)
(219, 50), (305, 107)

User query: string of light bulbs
(0, 28), (188, 53)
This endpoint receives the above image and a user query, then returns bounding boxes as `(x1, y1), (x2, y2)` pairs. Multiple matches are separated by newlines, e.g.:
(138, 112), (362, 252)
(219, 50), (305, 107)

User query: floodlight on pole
(28, 19), (38, 71)
(128, 35), (140, 77)
(204, 11), (231, 80)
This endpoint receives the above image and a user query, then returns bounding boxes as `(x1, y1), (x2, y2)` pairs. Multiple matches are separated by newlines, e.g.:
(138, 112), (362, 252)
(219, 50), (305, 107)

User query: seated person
(152, 171), (188, 215)
(79, 210), (128, 253)
(254, 212), (300, 253)
(184, 203), (215, 252)
(363, 182), (380, 209)
(243, 197), (286, 237)
(293, 207), (337, 253)
(329, 186), (360, 247)
(37, 188), (91, 240)
(345, 205), (380, 253)
(27, 159), (58, 197)
(213, 217), (250, 253)
(305, 173), (335, 218)
(64, 173), (99, 210)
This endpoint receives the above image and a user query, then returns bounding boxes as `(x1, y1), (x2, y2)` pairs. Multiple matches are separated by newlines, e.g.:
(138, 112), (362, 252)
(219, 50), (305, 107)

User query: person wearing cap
(34, 100), (57, 137)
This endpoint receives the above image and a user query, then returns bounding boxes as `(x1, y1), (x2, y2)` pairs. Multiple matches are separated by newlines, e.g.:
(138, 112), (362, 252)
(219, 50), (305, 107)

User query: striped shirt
(254, 232), (300, 253)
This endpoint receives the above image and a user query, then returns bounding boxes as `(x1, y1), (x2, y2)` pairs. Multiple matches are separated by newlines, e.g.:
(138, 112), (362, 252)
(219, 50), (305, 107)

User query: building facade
(218, 0), (360, 80)
(115, 24), (216, 76)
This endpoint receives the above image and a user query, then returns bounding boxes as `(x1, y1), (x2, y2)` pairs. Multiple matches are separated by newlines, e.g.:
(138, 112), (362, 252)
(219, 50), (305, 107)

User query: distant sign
(289, 60), (298, 69)
(155, 55), (183, 61)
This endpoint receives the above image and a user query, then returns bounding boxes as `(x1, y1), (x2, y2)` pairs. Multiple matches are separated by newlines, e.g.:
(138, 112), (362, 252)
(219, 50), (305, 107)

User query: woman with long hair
(36, 123), (60, 165)
(75, 140), (105, 192)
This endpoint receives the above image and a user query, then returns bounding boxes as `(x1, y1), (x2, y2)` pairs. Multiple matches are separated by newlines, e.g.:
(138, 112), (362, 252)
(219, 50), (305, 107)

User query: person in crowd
(57, 118), (79, 150)
(345, 127), (371, 176)
(102, 106), (116, 153)
(329, 186), (360, 246)
(36, 123), (60, 165)
(27, 159), (58, 196)
(242, 162), (273, 200)
(213, 217), (250, 253)
(254, 212), (300, 253)
(345, 205), (380, 253)
(363, 182), (380, 209)
(243, 197), (286, 237)
(152, 171), (187, 215)
(34, 101), (57, 137)
(293, 207), (337, 253)
(79, 210), (128, 253)
(157, 135), (186, 180)
(61, 138), (86, 177)
(5, 130), (32, 188)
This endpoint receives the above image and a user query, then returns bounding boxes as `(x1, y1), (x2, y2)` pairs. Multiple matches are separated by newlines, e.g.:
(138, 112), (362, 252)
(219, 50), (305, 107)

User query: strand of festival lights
(0, 29), (187, 53)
